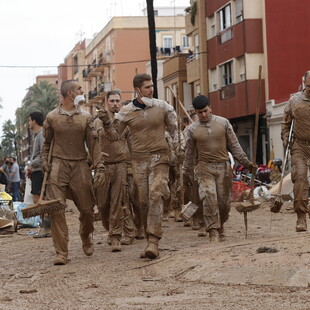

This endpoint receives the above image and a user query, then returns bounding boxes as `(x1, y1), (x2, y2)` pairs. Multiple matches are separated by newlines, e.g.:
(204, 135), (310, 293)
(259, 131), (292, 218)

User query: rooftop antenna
(76, 26), (85, 43)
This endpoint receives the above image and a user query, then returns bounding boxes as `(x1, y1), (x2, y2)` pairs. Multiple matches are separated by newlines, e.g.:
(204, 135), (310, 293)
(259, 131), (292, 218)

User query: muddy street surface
(1, 201), (310, 310)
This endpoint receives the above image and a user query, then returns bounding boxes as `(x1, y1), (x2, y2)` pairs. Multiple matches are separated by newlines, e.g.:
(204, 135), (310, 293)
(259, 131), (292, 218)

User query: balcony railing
(218, 27), (233, 44)
(220, 83), (235, 100)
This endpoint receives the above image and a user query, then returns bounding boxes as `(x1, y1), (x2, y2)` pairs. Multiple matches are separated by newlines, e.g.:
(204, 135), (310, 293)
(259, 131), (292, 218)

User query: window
(196, 84), (201, 96)
(209, 68), (218, 91)
(73, 56), (78, 75)
(235, 0), (243, 23)
(236, 56), (245, 82)
(219, 4), (231, 32)
(182, 36), (189, 48)
(220, 61), (233, 86)
(154, 10), (158, 16)
(163, 35), (173, 48)
(194, 34), (199, 58)
(208, 15), (216, 38)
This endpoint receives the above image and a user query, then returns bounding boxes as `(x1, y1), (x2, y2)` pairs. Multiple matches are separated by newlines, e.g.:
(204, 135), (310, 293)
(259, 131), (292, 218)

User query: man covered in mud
(41, 79), (105, 265)
(183, 95), (256, 242)
(98, 73), (179, 259)
(281, 70), (310, 232)
(95, 90), (135, 252)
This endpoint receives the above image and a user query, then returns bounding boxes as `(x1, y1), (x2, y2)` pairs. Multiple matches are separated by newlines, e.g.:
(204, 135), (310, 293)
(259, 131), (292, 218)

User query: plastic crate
(232, 181), (249, 201)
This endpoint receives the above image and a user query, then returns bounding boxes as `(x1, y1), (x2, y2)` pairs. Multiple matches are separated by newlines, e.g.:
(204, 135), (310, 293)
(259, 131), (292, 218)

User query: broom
(22, 140), (65, 219)
(270, 119), (294, 213)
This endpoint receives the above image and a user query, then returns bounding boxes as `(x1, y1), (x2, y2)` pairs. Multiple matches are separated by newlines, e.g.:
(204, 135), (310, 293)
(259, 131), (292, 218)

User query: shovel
(270, 119), (294, 213)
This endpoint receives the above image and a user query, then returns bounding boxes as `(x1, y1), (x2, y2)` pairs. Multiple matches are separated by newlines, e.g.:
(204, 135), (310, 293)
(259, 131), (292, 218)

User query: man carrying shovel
(183, 95), (257, 242)
(281, 70), (310, 232)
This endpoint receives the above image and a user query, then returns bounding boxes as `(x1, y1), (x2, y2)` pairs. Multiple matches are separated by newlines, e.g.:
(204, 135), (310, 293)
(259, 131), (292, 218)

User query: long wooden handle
(38, 139), (54, 202)
(250, 65), (262, 194)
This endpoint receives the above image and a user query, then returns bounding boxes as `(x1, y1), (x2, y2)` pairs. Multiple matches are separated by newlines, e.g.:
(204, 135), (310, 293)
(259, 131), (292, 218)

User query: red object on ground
(232, 181), (250, 201)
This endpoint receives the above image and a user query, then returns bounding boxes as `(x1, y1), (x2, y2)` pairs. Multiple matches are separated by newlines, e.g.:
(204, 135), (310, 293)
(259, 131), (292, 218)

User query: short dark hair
(60, 79), (77, 97)
(11, 157), (16, 162)
(192, 95), (210, 110)
(107, 90), (121, 100)
(29, 112), (44, 126)
(133, 73), (152, 89)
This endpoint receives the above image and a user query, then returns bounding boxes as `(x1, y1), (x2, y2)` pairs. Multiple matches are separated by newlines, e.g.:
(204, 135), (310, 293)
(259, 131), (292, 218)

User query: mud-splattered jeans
(132, 152), (170, 239)
(195, 161), (233, 231)
(291, 142), (310, 214)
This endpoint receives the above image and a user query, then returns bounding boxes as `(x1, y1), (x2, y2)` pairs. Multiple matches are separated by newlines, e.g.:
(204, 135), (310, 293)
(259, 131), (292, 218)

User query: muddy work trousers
(291, 142), (310, 214)
(195, 161), (233, 231)
(47, 158), (95, 259)
(97, 162), (126, 237)
(123, 173), (136, 238)
(132, 152), (170, 239)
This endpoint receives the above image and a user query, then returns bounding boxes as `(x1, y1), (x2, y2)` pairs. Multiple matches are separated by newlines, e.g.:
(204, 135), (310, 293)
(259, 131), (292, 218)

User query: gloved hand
(245, 161), (258, 173)
(183, 173), (194, 187)
(41, 160), (51, 174)
(93, 168), (105, 187)
(96, 104), (111, 125)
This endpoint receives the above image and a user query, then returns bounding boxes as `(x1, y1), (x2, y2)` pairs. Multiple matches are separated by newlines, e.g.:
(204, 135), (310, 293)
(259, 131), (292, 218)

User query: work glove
(41, 160), (51, 174)
(96, 104), (111, 125)
(183, 173), (194, 187)
(245, 162), (258, 173)
(93, 168), (105, 188)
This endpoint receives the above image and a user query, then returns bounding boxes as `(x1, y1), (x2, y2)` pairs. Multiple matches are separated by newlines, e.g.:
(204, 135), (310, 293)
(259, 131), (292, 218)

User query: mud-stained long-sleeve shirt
(41, 105), (104, 169)
(104, 98), (179, 154)
(30, 129), (45, 172)
(94, 117), (126, 163)
(281, 92), (310, 143)
(184, 115), (250, 174)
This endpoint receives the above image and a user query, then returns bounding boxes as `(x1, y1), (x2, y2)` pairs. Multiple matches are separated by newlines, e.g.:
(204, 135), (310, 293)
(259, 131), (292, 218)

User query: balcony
(82, 65), (92, 81)
(220, 83), (235, 100)
(218, 27), (233, 44)
(186, 57), (200, 83)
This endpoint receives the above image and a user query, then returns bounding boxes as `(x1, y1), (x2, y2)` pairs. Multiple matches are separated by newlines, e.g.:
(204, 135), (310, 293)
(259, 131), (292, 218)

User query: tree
(18, 80), (60, 126)
(146, 0), (158, 98)
(1, 120), (22, 161)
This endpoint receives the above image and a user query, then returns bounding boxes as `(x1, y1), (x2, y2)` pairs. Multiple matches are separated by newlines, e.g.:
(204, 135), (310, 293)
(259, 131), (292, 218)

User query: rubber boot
(111, 235), (122, 252)
(145, 235), (159, 259)
(296, 212), (307, 232)
(82, 235), (94, 256)
(209, 229), (220, 243)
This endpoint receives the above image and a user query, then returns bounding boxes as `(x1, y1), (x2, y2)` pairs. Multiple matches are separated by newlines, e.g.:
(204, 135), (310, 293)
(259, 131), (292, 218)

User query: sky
(0, 0), (189, 135)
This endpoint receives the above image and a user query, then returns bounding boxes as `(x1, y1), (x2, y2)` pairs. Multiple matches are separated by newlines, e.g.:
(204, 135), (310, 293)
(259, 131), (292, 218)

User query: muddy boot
(135, 227), (145, 240)
(53, 255), (67, 266)
(121, 236), (135, 245)
(296, 212), (307, 232)
(145, 235), (159, 259)
(140, 244), (149, 258)
(163, 212), (169, 222)
(168, 210), (174, 218)
(192, 216), (200, 230)
(219, 226), (225, 242)
(174, 209), (182, 222)
(197, 227), (207, 237)
(82, 236), (94, 256)
(184, 220), (191, 227)
(209, 229), (220, 243)
(111, 235), (122, 252)
(107, 235), (112, 245)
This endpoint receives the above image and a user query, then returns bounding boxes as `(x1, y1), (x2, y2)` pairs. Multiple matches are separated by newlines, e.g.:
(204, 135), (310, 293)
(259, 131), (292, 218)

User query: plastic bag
(15, 202), (41, 228)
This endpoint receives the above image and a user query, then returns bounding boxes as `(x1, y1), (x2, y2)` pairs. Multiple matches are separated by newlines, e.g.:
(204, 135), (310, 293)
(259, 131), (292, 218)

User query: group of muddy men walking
(31, 71), (310, 265)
